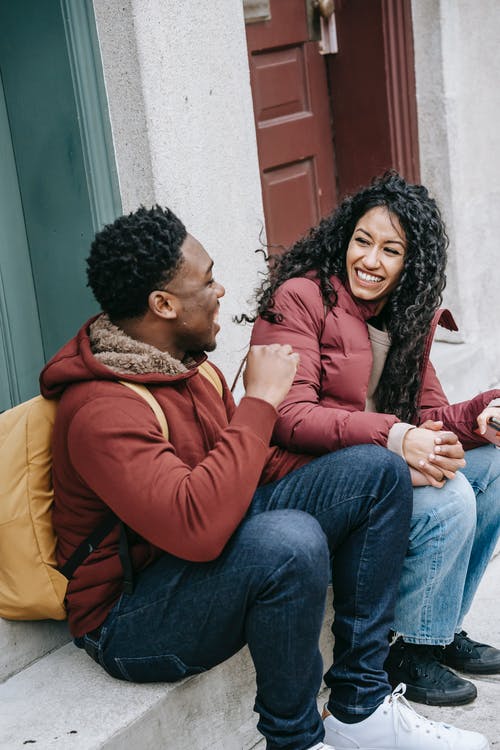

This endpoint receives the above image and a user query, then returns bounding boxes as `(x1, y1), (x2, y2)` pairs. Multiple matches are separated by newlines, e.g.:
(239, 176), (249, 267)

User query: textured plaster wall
(412, 0), (500, 386)
(92, 0), (265, 380)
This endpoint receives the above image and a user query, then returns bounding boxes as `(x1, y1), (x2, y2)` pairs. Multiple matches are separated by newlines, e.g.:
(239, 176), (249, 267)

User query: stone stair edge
(0, 617), (70, 682)
(0, 591), (334, 750)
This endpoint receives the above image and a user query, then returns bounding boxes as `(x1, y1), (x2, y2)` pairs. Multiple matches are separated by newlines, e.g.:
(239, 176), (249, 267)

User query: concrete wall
(412, 0), (500, 390)
(92, 0), (265, 381)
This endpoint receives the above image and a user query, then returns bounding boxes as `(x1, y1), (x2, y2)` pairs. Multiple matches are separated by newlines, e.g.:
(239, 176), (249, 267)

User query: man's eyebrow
(357, 226), (405, 247)
(205, 260), (214, 276)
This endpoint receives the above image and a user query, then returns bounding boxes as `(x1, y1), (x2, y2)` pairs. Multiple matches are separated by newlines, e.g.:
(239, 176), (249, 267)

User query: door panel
(252, 47), (308, 125)
(246, 0), (308, 50)
(0, 73), (45, 409)
(246, 0), (337, 249)
(262, 159), (319, 246)
(247, 0), (420, 245)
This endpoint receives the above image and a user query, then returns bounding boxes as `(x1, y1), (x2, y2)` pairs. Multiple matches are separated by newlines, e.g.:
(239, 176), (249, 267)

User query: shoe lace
(406, 646), (448, 682)
(385, 684), (450, 740)
(455, 630), (484, 654)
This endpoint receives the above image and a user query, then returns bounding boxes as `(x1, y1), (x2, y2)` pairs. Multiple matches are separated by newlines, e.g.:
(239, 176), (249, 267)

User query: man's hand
(403, 425), (465, 487)
(243, 344), (299, 409)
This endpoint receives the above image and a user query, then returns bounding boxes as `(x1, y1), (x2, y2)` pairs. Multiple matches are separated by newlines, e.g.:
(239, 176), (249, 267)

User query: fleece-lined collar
(89, 314), (196, 376)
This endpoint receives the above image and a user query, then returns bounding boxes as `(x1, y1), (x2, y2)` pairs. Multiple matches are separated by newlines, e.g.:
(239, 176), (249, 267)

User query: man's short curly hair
(86, 205), (187, 320)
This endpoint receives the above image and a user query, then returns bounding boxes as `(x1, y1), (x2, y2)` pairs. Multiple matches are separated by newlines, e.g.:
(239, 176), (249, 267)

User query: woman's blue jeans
(393, 444), (500, 644)
(77, 445), (412, 750)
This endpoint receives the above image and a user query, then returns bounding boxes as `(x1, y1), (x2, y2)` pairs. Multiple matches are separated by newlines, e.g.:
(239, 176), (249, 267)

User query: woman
(250, 172), (500, 708)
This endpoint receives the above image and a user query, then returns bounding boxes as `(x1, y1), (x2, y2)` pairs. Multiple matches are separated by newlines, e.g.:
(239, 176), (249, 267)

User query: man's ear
(148, 290), (178, 319)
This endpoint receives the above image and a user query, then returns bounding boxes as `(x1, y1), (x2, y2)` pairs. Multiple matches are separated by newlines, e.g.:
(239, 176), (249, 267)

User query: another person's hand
(403, 426), (465, 487)
(243, 344), (299, 409)
(476, 405), (500, 436)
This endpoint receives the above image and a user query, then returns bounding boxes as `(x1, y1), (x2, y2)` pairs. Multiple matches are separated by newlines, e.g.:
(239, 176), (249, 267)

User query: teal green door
(0, 0), (120, 408)
(0, 73), (45, 410)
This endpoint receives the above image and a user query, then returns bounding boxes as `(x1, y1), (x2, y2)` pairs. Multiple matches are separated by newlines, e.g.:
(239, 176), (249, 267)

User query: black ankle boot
(384, 637), (477, 706)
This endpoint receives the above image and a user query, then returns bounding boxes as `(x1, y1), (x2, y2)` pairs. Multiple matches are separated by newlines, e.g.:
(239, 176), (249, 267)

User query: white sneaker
(323, 684), (489, 749)
(309, 744), (336, 750)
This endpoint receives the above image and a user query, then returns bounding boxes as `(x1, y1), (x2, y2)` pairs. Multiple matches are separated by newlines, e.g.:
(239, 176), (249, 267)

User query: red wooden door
(326, 0), (420, 198)
(246, 0), (337, 250)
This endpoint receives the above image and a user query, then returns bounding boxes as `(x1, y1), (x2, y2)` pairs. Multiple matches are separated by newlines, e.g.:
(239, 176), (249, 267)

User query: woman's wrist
(388, 423), (415, 460)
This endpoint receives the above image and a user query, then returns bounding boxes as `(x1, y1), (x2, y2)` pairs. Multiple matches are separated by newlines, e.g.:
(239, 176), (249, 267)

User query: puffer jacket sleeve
(420, 386), (500, 450)
(251, 279), (399, 453)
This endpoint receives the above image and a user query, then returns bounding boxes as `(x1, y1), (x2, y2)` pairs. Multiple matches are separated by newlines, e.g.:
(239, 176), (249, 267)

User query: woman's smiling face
(345, 206), (407, 312)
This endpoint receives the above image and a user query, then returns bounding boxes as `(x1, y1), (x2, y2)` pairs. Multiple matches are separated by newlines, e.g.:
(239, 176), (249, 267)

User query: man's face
(165, 234), (225, 356)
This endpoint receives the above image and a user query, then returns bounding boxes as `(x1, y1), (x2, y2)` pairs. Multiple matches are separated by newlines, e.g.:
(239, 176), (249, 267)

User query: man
(40, 206), (488, 749)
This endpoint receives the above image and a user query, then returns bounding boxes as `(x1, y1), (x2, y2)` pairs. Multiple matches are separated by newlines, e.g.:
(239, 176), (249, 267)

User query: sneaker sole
(403, 683), (478, 706)
(442, 660), (500, 675)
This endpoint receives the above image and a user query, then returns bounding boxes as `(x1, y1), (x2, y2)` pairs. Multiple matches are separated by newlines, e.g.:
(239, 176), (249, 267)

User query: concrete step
(0, 618), (70, 682)
(0, 591), (334, 750)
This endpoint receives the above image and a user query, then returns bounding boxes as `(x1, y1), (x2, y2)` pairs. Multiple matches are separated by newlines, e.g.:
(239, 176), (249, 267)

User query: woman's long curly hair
(253, 171), (449, 422)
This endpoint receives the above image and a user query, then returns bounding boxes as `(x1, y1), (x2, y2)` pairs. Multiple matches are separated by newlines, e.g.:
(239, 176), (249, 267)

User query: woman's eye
(355, 237), (369, 245)
(384, 247), (400, 256)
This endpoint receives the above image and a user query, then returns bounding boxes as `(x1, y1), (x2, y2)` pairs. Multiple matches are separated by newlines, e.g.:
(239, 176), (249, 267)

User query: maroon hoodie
(40, 316), (309, 636)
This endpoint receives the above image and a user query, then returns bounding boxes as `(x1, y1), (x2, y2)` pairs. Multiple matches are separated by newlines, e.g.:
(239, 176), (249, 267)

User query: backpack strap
(199, 361), (223, 396)
(117, 520), (134, 595)
(120, 365), (222, 435)
(59, 512), (118, 580)
(60, 383), (168, 588)
(61, 374), (221, 592)
(59, 515), (133, 595)
(230, 353), (247, 393)
(119, 381), (169, 439)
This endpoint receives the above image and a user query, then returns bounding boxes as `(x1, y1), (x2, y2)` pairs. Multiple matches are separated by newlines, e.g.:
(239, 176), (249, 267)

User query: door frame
(61, 0), (121, 232)
(382, 0), (420, 183)
(0, 0), (120, 406)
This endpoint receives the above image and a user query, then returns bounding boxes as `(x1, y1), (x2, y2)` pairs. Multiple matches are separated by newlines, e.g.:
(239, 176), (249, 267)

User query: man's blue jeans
(393, 444), (500, 644)
(77, 445), (412, 750)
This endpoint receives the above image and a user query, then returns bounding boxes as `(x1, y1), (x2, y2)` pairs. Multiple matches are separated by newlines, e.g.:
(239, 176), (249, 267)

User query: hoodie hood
(40, 314), (205, 399)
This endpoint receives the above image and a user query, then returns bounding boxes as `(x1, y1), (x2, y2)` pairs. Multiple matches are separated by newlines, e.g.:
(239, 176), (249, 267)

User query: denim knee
(366, 446), (413, 523)
(413, 471), (476, 536)
(447, 472), (477, 524)
(243, 510), (330, 588)
(346, 444), (410, 488)
(441, 473), (476, 534)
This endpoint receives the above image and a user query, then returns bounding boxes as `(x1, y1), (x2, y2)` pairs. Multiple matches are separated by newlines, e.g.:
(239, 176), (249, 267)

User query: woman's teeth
(357, 270), (382, 283)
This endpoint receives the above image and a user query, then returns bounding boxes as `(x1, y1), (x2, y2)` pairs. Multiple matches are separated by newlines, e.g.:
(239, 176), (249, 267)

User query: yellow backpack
(0, 363), (222, 621)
